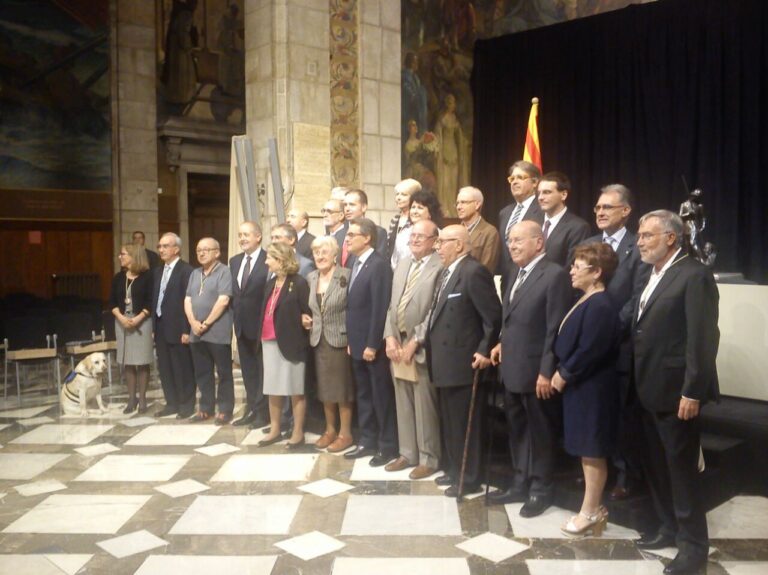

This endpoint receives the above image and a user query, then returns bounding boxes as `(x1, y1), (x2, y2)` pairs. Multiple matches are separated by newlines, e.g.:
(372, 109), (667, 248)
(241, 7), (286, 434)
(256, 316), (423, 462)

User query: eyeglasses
(507, 174), (532, 183)
(320, 208), (341, 214)
(410, 233), (437, 242)
(195, 248), (217, 254)
(637, 231), (672, 241)
(593, 204), (625, 213)
(157, 243), (174, 249)
(570, 263), (593, 271)
(435, 238), (459, 247)
(345, 232), (364, 238)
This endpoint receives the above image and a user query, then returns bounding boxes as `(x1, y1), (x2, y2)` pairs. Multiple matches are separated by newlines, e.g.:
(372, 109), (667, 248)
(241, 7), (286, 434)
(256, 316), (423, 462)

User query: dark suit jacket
(499, 259), (572, 393)
(152, 259), (193, 343)
(345, 250), (392, 359)
(296, 231), (316, 260)
(230, 250), (269, 340)
(544, 210), (592, 267)
(632, 254), (720, 413)
(428, 256), (501, 388)
(146, 249), (161, 269)
(498, 199), (545, 291)
(262, 273), (311, 362)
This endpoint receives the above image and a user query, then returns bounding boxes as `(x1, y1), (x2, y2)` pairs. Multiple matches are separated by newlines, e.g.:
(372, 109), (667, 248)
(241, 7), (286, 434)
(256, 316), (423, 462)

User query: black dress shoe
(344, 446), (376, 460)
(663, 552), (707, 575)
(636, 532), (676, 550)
(445, 483), (482, 498)
(156, 406), (178, 417)
(256, 435), (283, 447)
(435, 474), (454, 486)
(487, 486), (527, 505)
(248, 416), (270, 429)
(176, 409), (194, 419)
(233, 411), (257, 426)
(369, 451), (397, 467)
(519, 494), (553, 518)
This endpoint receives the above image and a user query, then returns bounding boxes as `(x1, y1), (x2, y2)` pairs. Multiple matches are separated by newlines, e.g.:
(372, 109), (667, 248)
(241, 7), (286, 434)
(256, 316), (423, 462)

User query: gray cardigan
(307, 266), (351, 348)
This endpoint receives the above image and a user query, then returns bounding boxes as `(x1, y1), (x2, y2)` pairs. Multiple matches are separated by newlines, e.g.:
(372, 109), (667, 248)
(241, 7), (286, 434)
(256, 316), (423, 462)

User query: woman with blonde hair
(110, 243), (154, 413)
(258, 242), (311, 448)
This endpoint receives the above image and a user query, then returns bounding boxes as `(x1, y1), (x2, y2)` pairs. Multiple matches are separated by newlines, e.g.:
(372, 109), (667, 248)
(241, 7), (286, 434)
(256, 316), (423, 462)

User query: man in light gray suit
(383, 220), (443, 480)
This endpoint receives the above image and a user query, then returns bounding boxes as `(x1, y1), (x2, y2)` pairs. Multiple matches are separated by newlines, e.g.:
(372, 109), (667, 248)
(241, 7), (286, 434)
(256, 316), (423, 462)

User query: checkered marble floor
(1, 391), (766, 575)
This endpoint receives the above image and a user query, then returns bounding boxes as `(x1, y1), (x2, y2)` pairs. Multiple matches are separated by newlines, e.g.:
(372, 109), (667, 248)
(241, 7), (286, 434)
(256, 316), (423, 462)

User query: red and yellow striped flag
(523, 97), (542, 171)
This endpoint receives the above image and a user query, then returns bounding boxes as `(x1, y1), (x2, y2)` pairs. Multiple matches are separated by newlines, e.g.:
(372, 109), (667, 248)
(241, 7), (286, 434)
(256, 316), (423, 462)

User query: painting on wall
(157, 0), (245, 125)
(0, 0), (111, 192)
(401, 0), (653, 214)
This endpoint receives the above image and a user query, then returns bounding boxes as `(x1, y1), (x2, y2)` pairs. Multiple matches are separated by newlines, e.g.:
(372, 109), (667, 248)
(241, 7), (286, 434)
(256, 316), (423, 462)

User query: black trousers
(503, 389), (560, 497)
(237, 335), (267, 417)
(438, 384), (486, 487)
(612, 373), (645, 488)
(155, 331), (195, 413)
(190, 341), (234, 415)
(641, 409), (709, 558)
(351, 353), (397, 454)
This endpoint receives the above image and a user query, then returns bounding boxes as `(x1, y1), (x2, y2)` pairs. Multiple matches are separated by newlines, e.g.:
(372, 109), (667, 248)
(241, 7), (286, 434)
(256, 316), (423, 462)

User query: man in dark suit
(270, 223), (315, 277)
(152, 232), (196, 418)
(323, 199), (348, 262)
(287, 208), (315, 260)
(490, 221), (572, 516)
(537, 172), (591, 267)
(344, 217), (396, 467)
(343, 189), (388, 259)
(229, 221), (270, 428)
(426, 225), (501, 498)
(498, 160), (545, 293)
(134, 230), (161, 269)
(632, 210), (719, 575)
(586, 184), (651, 500)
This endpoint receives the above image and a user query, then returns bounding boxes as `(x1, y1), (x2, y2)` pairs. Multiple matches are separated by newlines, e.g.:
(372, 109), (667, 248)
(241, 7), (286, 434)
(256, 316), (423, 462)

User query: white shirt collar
(165, 257), (180, 271)
(602, 226), (628, 250)
(544, 206), (568, 230)
(356, 247), (374, 266)
(519, 193), (536, 212)
(522, 252), (547, 275)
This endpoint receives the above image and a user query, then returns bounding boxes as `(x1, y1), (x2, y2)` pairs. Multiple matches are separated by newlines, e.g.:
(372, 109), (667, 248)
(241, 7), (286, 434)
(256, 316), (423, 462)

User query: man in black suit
(426, 225), (501, 498)
(229, 221), (270, 428)
(343, 217), (396, 467)
(537, 172), (591, 267)
(287, 208), (315, 260)
(586, 184), (651, 500)
(152, 232), (196, 418)
(632, 210), (719, 575)
(134, 230), (161, 269)
(498, 160), (545, 292)
(343, 189), (388, 258)
(323, 198), (348, 261)
(490, 221), (571, 516)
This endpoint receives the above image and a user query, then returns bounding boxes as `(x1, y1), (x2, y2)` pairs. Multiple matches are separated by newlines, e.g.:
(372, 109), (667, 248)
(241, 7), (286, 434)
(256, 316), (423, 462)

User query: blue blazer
(345, 250), (392, 359)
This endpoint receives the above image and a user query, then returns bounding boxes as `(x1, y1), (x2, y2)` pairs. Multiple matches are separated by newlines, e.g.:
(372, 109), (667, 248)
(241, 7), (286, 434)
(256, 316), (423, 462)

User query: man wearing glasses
(586, 184), (651, 502)
(455, 186), (500, 273)
(498, 161), (545, 293)
(322, 199), (347, 261)
(184, 238), (235, 425)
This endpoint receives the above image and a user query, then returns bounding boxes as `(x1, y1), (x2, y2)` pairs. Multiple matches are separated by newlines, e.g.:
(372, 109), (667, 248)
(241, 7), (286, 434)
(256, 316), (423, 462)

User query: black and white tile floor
(0, 383), (766, 575)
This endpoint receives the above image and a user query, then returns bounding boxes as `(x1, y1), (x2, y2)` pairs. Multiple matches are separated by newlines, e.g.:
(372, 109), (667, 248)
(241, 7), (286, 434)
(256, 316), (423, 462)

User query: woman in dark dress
(551, 243), (619, 537)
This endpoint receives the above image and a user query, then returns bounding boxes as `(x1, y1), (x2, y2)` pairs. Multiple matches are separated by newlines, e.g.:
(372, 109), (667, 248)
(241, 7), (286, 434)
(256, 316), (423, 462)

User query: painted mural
(0, 0), (111, 191)
(401, 0), (654, 214)
(157, 0), (245, 124)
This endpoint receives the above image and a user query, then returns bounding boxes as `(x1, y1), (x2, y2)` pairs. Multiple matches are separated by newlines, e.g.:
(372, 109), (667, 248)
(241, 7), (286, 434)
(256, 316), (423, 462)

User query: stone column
(110, 0), (159, 263)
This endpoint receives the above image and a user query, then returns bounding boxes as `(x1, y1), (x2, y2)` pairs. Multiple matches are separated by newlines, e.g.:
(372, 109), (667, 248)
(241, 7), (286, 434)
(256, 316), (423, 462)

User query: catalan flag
(523, 97), (542, 171)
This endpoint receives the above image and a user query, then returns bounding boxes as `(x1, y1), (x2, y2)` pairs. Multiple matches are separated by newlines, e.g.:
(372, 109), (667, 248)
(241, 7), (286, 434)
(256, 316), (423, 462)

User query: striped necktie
(505, 203), (525, 238)
(396, 259), (424, 333)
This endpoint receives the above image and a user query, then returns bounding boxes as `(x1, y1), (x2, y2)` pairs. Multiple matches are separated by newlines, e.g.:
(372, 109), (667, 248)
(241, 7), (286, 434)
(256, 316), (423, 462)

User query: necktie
(396, 259), (424, 333)
(341, 241), (349, 266)
(241, 255), (252, 289)
(542, 220), (552, 242)
(349, 259), (363, 289)
(509, 268), (527, 302)
(429, 268), (451, 328)
(156, 264), (171, 317)
(604, 236), (616, 252)
(505, 203), (525, 238)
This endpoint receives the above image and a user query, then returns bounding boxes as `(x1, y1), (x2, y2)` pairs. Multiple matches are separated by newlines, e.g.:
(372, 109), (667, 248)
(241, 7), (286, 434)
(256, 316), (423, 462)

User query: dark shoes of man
(487, 486), (528, 506)
(663, 552), (707, 575)
(369, 451), (398, 467)
(519, 494), (553, 518)
(344, 446), (376, 460)
(434, 474), (453, 487)
(232, 410), (258, 426)
(635, 532), (676, 550)
(445, 483), (482, 498)
(156, 405), (177, 417)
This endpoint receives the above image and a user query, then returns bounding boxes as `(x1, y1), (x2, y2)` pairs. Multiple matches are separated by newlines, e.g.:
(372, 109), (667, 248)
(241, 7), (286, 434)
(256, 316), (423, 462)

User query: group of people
(110, 165), (719, 575)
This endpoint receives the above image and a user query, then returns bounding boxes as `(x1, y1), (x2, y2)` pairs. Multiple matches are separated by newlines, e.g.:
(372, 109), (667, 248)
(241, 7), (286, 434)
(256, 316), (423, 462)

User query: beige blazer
(307, 265), (351, 348)
(384, 252), (443, 365)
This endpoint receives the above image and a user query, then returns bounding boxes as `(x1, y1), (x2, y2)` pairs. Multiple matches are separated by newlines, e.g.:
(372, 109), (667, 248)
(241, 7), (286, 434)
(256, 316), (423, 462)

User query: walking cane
(457, 367), (481, 502)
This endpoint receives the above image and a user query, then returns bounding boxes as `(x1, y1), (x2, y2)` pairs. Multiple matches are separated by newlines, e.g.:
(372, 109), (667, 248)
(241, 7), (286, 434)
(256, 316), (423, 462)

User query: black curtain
(471, 0), (767, 283)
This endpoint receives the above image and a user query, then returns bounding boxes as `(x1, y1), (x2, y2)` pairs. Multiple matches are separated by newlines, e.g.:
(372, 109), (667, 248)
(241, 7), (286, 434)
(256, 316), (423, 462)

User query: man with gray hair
(632, 209), (719, 575)
(287, 208), (315, 260)
(152, 232), (195, 418)
(455, 186), (500, 272)
(271, 223), (315, 277)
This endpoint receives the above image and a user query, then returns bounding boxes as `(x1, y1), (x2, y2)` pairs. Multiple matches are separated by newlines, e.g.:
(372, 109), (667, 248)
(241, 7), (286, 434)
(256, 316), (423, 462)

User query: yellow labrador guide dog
(60, 352), (108, 417)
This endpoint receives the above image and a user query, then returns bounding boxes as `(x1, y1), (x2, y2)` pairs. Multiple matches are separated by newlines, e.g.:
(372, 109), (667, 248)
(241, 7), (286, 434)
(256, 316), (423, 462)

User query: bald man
(426, 225), (501, 497)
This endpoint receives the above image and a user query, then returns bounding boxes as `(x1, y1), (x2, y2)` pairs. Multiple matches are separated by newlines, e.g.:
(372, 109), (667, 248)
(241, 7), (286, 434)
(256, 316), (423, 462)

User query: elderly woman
(303, 236), (355, 452)
(388, 178), (422, 270)
(110, 244), (154, 413)
(257, 242), (311, 448)
(409, 189), (444, 229)
(551, 243), (620, 537)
